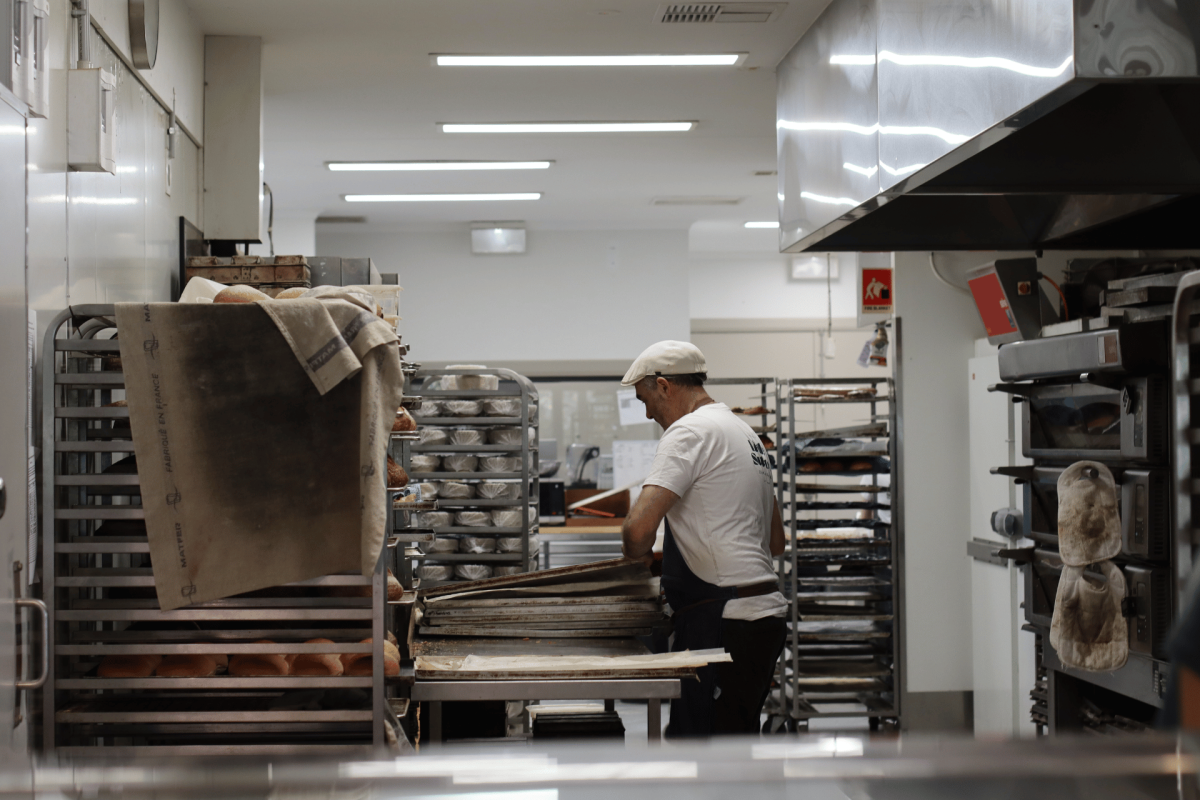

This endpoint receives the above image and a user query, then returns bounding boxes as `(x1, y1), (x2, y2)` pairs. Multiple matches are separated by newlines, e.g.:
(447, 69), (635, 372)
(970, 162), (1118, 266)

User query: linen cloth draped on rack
(115, 295), (402, 610)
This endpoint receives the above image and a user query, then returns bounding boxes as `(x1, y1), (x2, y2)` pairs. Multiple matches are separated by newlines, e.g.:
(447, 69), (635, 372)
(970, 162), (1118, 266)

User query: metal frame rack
(767, 376), (902, 732)
(40, 305), (396, 756)
(1174, 273), (1200, 641)
(406, 368), (540, 587)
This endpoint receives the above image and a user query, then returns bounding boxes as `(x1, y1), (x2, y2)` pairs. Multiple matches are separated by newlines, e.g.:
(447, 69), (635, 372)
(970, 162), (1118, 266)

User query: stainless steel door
(0, 96), (30, 754)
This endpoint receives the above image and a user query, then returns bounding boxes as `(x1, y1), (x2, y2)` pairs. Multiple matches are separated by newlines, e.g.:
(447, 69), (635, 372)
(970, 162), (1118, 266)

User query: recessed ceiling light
(744, 221), (779, 228)
(441, 122), (694, 134)
(344, 193), (542, 203)
(327, 161), (552, 171)
(435, 54), (742, 67)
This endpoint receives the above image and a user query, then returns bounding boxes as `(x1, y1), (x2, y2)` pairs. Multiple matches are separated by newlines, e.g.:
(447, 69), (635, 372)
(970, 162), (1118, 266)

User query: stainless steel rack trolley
(40, 305), (398, 756)
(766, 376), (902, 733)
(404, 368), (540, 587)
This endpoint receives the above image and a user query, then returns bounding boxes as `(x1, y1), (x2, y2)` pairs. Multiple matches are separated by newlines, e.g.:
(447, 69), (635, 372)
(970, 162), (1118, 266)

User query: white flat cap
(621, 340), (707, 386)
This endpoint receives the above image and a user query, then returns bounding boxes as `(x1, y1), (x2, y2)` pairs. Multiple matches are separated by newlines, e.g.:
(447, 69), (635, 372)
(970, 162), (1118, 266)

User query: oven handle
(988, 383), (1036, 397)
(1080, 372), (1125, 391)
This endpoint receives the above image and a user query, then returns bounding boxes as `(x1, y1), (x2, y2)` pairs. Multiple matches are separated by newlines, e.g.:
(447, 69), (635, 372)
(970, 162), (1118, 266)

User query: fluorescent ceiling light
(442, 122), (694, 134)
(744, 221), (779, 229)
(328, 161), (552, 171)
(344, 193), (541, 203)
(436, 54), (741, 67)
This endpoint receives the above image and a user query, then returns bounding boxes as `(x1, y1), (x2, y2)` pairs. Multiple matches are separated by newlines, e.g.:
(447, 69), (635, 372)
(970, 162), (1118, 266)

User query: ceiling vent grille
(656, 3), (785, 23)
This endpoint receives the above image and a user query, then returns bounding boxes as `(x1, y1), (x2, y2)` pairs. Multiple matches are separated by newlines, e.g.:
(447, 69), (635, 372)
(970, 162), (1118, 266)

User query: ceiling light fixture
(441, 122), (694, 134)
(327, 161), (552, 171)
(744, 221), (779, 228)
(344, 193), (542, 203)
(435, 54), (742, 67)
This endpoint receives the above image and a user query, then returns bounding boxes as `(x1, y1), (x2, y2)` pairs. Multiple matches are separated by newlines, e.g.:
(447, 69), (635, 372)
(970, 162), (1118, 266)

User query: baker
(620, 340), (786, 737)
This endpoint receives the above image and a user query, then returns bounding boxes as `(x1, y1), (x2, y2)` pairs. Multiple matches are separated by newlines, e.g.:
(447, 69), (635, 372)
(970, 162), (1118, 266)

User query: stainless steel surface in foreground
(0, 734), (1196, 798)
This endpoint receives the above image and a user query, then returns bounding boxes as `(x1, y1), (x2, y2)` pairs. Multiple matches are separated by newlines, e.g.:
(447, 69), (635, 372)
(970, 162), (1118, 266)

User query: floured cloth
(116, 300), (402, 610)
(1051, 561), (1129, 672)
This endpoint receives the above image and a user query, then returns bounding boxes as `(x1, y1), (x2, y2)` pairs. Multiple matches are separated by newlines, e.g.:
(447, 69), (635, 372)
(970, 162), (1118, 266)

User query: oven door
(1024, 466), (1169, 561)
(1019, 376), (1167, 463)
(1022, 552), (1169, 659)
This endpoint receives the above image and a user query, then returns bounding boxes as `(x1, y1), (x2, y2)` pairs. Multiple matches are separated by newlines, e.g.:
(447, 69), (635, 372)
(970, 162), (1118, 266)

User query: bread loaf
(98, 654), (162, 678)
(821, 460), (844, 472)
(798, 461), (822, 473)
(387, 455), (409, 488)
(155, 653), (227, 677)
(290, 639), (345, 676)
(274, 287), (308, 299)
(213, 285), (271, 304)
(848, 460), (874, 471)
(342, 638), (401, 677)
(228, 641), (290, 676)
(393, 408), (417, 432)
(387, 570), (404, 601)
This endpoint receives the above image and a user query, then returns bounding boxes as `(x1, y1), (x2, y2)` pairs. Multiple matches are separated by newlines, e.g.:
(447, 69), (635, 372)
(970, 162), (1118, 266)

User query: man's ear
(656, 376), (670, 394)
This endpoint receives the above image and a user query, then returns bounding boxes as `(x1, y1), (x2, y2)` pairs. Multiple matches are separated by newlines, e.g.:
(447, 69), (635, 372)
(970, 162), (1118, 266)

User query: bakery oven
(1013, 465), (1170, 561)
(994, 376), (1169, 464)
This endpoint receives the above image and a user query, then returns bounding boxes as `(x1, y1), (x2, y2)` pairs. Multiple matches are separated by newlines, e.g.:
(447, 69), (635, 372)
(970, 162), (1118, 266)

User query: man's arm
(770, 498), (785, 557)
(622, 485), (680, 564)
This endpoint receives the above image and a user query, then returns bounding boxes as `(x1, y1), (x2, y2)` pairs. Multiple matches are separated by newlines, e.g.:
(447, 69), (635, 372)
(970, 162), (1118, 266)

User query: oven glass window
(1028, 397), (1121, 451)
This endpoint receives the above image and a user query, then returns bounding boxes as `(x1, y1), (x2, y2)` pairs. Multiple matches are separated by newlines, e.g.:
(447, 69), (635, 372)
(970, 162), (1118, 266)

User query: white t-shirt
(645, 402), (786, 621)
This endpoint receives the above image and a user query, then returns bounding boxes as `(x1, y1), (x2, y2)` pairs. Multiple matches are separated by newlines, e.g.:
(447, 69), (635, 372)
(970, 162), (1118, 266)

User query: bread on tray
(229, 641), (290, 676)
(291, 639), (345, 677)
(98, 654), (162, 678)
(213, 285), (270, 304)
(342, 638), (401, 677)
(155, 653), (227, 677)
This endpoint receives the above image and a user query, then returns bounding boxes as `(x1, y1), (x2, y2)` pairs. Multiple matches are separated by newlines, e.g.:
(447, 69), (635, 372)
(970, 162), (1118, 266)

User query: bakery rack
(40, 305), (400, 756)
(404, 368), (540, 587)
(764, 375), (903, 733)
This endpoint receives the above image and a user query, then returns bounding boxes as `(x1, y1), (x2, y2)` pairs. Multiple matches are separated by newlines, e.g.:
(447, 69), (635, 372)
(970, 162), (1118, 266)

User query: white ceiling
(185, 0), (830, 232)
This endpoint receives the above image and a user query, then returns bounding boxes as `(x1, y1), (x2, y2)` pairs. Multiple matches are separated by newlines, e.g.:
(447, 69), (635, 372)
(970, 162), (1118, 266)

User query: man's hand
(622, 485), (679, 561)
(770, 498), (785, 556)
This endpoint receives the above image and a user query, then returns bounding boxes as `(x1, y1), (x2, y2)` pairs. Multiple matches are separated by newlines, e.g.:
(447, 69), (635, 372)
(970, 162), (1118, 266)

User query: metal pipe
(928, 252), (971, 296)
(71, 0), (92, 69)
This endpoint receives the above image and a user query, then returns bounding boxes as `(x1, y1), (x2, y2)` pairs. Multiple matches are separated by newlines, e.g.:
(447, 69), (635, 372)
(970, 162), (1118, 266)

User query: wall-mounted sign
(861, 267), (893, 314)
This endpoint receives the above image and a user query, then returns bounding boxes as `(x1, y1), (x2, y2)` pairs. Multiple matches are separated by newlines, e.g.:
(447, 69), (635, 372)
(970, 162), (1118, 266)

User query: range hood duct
(777, 0), (1200, 252)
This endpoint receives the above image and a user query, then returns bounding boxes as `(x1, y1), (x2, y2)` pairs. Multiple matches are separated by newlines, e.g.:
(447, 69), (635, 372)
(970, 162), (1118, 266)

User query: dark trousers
(666, 612), (787, 737)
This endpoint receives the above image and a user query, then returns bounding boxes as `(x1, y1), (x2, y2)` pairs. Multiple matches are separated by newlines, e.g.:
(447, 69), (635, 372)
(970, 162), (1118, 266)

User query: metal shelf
(42, 305), (393, 755)
(772, 373), (903, 728)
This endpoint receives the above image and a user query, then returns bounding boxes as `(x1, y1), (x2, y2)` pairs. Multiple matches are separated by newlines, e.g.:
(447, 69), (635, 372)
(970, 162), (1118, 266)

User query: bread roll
(274, 287), (308, 299)
(291, 639), (345, 677)
(213, 285), (271, 304)
(98, 654), (162, 678)
(387, 455), (409, 488)
(798, 461), (822, 473)
(822, 460), (844, 472)
(155, 653), (226, 677)
(393, 408), (417, 432)
(342, 638), (401, 677)
(228, 641), (290, 676)
(848, 460), (874, 471)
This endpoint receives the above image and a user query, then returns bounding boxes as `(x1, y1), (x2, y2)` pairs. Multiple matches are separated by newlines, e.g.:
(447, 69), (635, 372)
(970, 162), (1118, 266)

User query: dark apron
(661, 519), (737, 738)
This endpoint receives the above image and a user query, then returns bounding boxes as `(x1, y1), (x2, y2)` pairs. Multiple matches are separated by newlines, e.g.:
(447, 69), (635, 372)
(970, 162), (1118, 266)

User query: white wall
(316, 229), (692, 364)
(894, 251), (991, 696)
(689, 254), (858, 321)
(29, 1), (204, 350)
(89, 0), (204, 136)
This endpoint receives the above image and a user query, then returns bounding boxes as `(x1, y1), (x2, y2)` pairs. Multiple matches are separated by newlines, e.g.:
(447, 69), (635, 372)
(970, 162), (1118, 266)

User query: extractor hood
(777, 0), (1200, 252)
